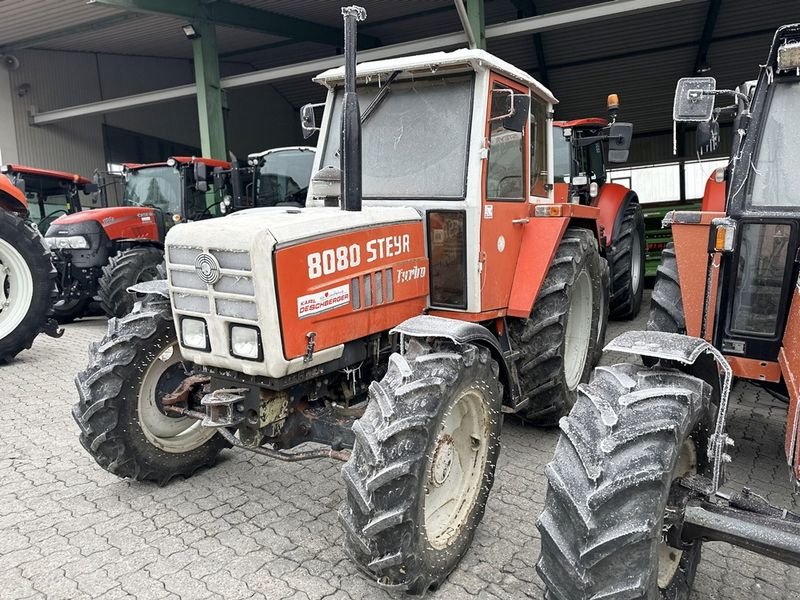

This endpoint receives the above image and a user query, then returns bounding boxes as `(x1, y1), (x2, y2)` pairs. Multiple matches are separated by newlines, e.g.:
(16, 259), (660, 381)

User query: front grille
(167, 245), (257, 322)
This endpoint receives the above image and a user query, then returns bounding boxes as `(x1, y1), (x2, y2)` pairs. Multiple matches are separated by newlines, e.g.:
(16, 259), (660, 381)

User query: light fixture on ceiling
(696, 62), (711, 74)
(182, 24), (201, 40)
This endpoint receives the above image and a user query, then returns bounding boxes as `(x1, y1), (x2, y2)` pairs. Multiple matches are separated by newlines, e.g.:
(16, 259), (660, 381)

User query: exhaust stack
(340, 5), (366, 212)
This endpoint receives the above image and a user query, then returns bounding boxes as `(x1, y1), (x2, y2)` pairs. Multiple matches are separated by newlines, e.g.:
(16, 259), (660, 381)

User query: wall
(2, 48), (303, 177)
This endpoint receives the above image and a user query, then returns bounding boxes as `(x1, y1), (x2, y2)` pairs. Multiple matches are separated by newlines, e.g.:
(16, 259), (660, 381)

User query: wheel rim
(564, 270), (593, 390)
(0, 237), (35, 340)
(137, 341), (216, 453)
(424, 388), (489, 550)
(657, 438), (697, 588)
(631, 232), (643, 296)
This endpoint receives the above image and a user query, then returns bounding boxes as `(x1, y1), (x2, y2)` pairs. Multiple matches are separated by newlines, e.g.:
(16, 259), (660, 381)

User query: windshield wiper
(336, 70), (402, 157)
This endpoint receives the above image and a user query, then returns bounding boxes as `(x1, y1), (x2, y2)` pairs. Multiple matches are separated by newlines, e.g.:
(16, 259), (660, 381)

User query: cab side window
(486, 83), (525, 201)
(530, 99), (549, 197)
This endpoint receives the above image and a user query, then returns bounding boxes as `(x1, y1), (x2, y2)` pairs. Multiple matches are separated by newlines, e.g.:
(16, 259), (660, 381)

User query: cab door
(480, 74), (532, 311)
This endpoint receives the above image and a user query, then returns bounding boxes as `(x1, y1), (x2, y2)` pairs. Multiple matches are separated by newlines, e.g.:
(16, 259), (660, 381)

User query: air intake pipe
(340, 5), (366, 212)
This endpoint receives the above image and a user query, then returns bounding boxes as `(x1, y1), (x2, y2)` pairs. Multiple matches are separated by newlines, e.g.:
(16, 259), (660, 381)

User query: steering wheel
(39, 209), (68, 230)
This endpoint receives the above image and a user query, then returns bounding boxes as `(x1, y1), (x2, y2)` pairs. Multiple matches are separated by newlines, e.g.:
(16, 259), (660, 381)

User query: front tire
(98, 247), (164, 318)
(608, 201), (646, 320)
(648, 243), (685, 334)
(0, 210), (55, 362)
(52, 296), (91, 323)
(73, 301), (226, 485)
(508, 228), (604, 425)
(340, 339), (502, 595)
(536, 363), (713, 600)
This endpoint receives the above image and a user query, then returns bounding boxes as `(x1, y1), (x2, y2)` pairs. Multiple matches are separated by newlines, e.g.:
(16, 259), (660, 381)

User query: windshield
(320, 74), (473, 199)
(748, 79), (800, 209)
(123, 166), (181, 214)
(256, 150), (315, 207)
(553, 130), (571, 183)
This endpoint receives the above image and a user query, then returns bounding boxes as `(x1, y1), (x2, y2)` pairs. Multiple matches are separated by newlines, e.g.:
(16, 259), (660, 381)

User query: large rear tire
(340, 338), (503, 595)
(608, 202), (646, 320)
(98, 247), (164, 318)
(508, 228), (604, 425)
(536, 363), (713, 600)
(73, 301), (226, 485)
(0, 210), (55, 362)
(648, 243), (685, 334)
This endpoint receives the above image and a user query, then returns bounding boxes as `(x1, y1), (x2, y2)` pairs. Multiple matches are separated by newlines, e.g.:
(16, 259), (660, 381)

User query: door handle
(512, 218), (529, 225)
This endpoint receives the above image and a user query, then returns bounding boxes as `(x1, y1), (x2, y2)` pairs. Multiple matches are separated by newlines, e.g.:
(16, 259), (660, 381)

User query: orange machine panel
(274, 222), (429, 359)
(780, 284), (800, 482)
(51, 206), (160, 242)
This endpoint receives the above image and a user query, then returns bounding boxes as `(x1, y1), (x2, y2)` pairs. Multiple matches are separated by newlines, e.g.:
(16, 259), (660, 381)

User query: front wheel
(608, 201), (646, 320)
(340, 339), (503, 595)
(73, 301), (226, 485)
(536, 363), (713, 600)
(52, 296), (91, 323)
(98, 247), (164, 318)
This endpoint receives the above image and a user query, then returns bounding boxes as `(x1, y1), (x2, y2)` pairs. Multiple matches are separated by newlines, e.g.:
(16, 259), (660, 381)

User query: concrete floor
(1, 292), (799, 599)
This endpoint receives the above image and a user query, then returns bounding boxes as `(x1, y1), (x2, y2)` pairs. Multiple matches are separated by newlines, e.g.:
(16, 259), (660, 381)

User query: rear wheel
(0, 210), (55, 362)
(98, 247), (164, 318)
(73, 301), (226, 484)
(340, 338), (502, 595)
(536, 363), (712, 600)
(508, 228), (604, 425)
(608, 202), (646, 320)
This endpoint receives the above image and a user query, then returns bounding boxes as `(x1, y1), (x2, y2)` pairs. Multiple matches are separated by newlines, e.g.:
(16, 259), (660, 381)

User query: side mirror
(14, 176), (25, 195)
(195, 179), (208, 193)
(193, 161), (207, 184)
(673, 77), (716, 122)
(82, 183), (99, 194)
(696, 120), (720, 155)
(607, 122), (633, 163)
(503, 94), (531, 133)
(301, 103), (319, 139)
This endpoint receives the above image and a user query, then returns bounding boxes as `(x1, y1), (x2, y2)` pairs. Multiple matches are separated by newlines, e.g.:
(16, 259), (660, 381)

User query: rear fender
(780, 279), (800, 483)
(392, 315), (514, 406)
(0, 176), (28, 216)
(594, 183), (635, 247)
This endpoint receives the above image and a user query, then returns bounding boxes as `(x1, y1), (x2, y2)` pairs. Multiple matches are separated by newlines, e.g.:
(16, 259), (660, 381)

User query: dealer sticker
(297, 284), (350, 319)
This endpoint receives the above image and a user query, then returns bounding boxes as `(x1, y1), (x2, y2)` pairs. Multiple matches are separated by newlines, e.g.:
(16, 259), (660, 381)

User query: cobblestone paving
(1, 294), (799, 599)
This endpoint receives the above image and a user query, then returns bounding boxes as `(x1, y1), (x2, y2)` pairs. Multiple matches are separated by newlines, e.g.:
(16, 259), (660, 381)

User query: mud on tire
(340, 338), (503, 595)
(98, 247), (164, 318)
(73, 300), (226, 485)
(0, 210), (55, 362)
(536, 363), (713, 600)
(608, 201), (646, 320)
(508, 228), (604, 426)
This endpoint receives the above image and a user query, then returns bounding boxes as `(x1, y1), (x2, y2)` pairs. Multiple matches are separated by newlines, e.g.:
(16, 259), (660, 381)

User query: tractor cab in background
(243, 146), (315, 208)
(1, 164), (99, 231)
(552, 105), (645, 319)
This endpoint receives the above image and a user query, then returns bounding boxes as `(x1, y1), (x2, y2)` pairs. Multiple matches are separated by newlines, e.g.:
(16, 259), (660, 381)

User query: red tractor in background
(0, 174), (59, 362)
(44, 156), (230, 321)
(553, 105), (646, 320)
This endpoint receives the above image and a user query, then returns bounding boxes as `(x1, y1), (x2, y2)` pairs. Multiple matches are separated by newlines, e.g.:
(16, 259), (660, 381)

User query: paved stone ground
(2, 292), (799, 599)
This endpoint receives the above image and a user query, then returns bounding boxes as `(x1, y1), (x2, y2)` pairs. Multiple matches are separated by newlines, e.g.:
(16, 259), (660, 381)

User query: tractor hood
(49, 206), (161, 243)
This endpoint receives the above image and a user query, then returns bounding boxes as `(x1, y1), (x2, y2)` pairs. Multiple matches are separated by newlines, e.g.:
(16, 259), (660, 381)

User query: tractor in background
(247, 146), (315, 208)
(537, 24), (800, 599)
(73, 5), (628, 594)
(44, 156), (231, 321)
(0, 173), (59, 362)
(553, 102), (645, 320)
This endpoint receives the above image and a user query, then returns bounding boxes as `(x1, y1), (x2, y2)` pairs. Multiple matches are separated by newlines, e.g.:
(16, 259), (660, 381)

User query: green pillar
(191, 18), (227, 160)
(466, 0), (486, 50)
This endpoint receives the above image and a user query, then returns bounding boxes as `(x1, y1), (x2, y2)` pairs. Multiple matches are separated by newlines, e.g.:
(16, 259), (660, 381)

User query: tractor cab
(1, 164), (99, 230)
(246, 147), (315, 208)
(122, 156), (230, 228)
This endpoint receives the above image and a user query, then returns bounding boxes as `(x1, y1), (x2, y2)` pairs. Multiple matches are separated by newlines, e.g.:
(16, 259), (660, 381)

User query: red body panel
(594, 182), (630, 246)
(507, 216), (569, 318)
(0, 173), (28, 213)
(701, 175), (726, 212)
(274, 222), (429, 359)
(51, 206), (160, 242)
(553, 118), (609, 129)
(780, 285), (800, 482)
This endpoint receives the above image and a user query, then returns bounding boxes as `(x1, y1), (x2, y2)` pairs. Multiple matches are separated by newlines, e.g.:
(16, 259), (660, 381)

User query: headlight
(181, 317), (209, 350)
(230, 325), (261, 360)
(45, 235), (89, 249)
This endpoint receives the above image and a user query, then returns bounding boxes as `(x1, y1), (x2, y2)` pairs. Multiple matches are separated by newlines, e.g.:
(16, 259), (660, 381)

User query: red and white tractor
(73, 5), (629, 593)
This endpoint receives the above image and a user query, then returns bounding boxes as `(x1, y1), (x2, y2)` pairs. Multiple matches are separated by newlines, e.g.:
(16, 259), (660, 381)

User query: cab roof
(553, 118), (609, 129)
(313, 48), (557, 105)
(124, 156), (231, 171)
(2, 163), (91, 186)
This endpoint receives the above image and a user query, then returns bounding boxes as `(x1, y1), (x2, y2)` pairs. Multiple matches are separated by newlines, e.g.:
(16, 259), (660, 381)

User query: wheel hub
(430, 434), (455, 487)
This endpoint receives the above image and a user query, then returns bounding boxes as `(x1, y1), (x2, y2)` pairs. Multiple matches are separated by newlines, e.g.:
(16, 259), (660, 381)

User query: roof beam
(0, 13), (144, 52)
(88, 0), (381, 48)
(509, 1), (549, 88)
(693, 0), (722, 74)
(32, 0), (705, 125)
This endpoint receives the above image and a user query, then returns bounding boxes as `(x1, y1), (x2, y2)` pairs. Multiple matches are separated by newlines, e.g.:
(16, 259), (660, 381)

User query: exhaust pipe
(340, 5), (366, 212)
